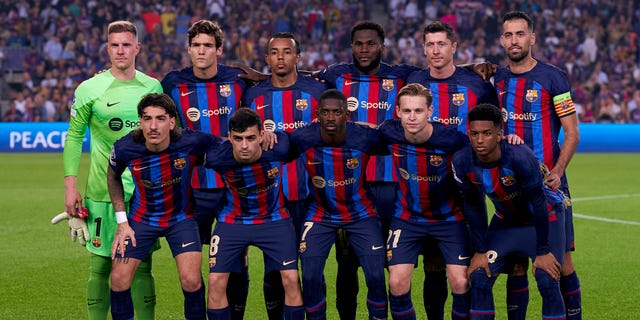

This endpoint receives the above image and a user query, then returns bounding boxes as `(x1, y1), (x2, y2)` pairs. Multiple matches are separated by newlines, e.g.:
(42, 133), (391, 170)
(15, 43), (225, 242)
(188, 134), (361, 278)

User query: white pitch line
(573, 213), (640, 226)
(569, 193), (640, 225)
(571, 194), (640, 202)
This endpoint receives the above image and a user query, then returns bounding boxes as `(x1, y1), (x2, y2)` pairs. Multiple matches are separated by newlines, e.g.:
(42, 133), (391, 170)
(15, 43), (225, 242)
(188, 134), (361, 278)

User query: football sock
(110, 288), (134, 320)
(535, 269), (565, 320)
(336, 251), (359, 320)
(227, 268), (250, 320)
(389, 291), (416, 320)
(131, 255), (156, 320)
(561, 271), (582, 320)
(506, 274), (529, 320)
(183, 281), (206, 320)
(423, 270), (448, 320)
(283, 304), (305, 320)
(263, 270), (284, 320)
(207, 306), (231, 320)
(451, 292), (470, 320)
(469, 269), (496, 320)
(87, 255), (111, 320)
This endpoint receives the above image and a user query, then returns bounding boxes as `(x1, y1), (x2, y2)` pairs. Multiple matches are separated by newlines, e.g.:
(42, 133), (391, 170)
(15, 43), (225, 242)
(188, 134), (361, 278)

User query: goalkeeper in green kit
(56, 21), (163, 320)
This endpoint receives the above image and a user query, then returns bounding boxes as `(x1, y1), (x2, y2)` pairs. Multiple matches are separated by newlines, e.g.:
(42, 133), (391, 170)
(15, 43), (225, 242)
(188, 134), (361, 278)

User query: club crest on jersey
(346, 157), (360, 169)
(501, 175), (516, 186)
(295, 99), (309, 111)
(209, 257), (216, 268)
(387, 250), (393, 262)
(452, 93), (465, 106)
(429, 155), (443, 166)
(382, 79), (395, 91)
(92, 237), (101, 248)
(525, 89), (539, 102)
(299, 241), (307, 253)
(219, 84), (231, 97)
(173, 157), (186, 170)
(267, 167), (279, 179)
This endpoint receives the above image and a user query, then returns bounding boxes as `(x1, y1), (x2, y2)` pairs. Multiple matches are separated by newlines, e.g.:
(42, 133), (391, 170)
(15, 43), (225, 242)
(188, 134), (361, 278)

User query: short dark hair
(503, 11), (534, 32)
(318, 89), (347, 111)
(268, 32), (301, 54)
(397, 83), (433, 107)
(423, 21), (456, 43)
(229, 108), (263, 133)
(133, 93), (182, 143)
(188, 19), (224, 48)
(351, 21), (385, 44)
(107, 21), (137, 39)
(468, 103), (503, 128)
(137, 93), (178, 118)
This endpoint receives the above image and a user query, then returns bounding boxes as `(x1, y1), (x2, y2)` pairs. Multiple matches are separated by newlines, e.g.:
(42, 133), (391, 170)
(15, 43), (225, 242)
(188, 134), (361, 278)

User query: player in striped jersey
(291, 89), (389, 320)
(452, 103), (566, 320)
(161, 20), (250, 319)
(107, 93), (215, 320)
(204, 108), (304, 320)
(315, 21), (419, 319)
(378, 84), (471, 320)
(241, 32), (328, 320)
(495, 11), (581, 319)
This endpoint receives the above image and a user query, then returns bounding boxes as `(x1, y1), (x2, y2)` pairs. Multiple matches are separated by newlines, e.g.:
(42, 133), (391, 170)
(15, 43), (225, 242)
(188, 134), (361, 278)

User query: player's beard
(353, 52), (382, 74)
(507, 47), (529, 63)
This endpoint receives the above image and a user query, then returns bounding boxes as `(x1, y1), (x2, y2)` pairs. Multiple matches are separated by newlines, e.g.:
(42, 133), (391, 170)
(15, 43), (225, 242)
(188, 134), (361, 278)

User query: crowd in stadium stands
(1, 0), (640, 123)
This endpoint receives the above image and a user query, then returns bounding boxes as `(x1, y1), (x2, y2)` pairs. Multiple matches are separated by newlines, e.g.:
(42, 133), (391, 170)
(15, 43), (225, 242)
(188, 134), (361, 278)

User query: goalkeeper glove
(51, 211), (90, 246)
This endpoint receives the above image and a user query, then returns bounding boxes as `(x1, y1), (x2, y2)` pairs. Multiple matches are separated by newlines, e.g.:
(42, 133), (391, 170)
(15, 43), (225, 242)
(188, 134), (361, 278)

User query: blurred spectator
(4, 101), (25, 122)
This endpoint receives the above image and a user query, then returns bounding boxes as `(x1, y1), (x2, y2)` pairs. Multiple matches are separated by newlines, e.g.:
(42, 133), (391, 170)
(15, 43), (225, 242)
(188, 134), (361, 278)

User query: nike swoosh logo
(393, 152), (405, 157)
(282, 260), (296, 266)
(87, 300), (103, 306)
(458, 255), (470, 260)
(371, 245), (384, 250)
(499, 91), (507, 96)
(307, 161), (322, 165)
(132, 165), (149, 171)
(344, 80), (358, 86)
(256, 104), (270, 110)
(181, 91), (195, 97)
(181, 241), (195, 248)
(106, 102), (120, 107)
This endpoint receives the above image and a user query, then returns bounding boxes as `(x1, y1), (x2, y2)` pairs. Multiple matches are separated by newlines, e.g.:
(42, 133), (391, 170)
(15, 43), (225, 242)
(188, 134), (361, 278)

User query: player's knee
(110, 269), (132, 291)
(280, 270), (301, 291)
(534, 269), (560, 290)
(470, 269), (495, 290)
(90, 255), (112, 276)
(180, 274), (203, 292)
(301, 257), (324, 284)
(448, 273), (469, 293)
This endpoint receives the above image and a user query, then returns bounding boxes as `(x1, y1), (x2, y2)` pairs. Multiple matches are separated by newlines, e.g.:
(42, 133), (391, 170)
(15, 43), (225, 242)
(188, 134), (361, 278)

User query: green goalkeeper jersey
(63, 70), (163, 202)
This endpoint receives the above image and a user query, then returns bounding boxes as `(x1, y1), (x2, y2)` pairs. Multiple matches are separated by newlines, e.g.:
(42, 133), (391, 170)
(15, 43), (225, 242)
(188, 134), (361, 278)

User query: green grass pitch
(0, 152), (639, 319)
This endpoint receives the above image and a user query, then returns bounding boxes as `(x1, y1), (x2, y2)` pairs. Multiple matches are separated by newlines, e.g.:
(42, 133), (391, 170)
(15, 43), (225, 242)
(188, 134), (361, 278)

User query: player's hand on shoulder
(261, 131), (278, 150)
(231, 62), (269, 82)
(504, 134), (524, 145)
(533, 252), (561, 281)
(51, 211), (90, 246)
(472, 62), (497, 82)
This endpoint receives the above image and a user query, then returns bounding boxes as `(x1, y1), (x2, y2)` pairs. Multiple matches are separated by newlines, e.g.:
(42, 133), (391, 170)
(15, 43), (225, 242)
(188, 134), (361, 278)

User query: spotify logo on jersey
(109, 118), (124, 131)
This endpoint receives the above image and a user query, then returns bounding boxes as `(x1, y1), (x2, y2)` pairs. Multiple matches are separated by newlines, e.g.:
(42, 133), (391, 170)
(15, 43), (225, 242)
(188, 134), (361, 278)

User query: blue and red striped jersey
(379, 120), (468, 223)
(290, 122), (388, 223)
(452, 141), (564, 254)
(494, 61), (576, 169)
(205, 132), (295, 225)
(161, 65), (248, 189)
(317, 62), (419, 182)
(110, 129), (219, 228)
(241, 75), (328, 201)
(407, 67), (498, 133)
